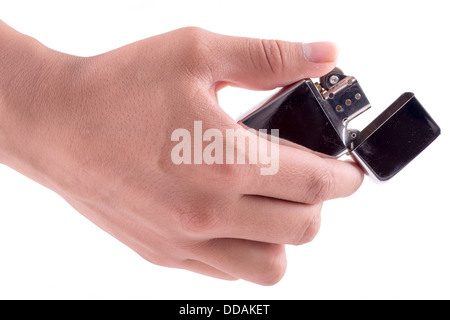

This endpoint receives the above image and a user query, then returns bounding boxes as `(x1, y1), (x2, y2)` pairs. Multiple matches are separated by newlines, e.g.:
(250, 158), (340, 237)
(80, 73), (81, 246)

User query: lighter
(238, 68), (440, 182)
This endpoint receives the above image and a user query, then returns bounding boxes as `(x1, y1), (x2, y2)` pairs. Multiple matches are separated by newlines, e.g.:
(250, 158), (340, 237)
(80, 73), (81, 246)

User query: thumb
(207, 33), (338, 90)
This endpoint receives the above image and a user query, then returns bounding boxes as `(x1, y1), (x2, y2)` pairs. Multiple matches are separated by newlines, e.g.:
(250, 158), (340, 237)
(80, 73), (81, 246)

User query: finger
(240, 142), (365, 204)
(232, 195), (322, 245)
(191, 195), (322, 246)
(192, 238), (287, 286)
(177, 259), (238, 281)
(205, 32), (339, 90)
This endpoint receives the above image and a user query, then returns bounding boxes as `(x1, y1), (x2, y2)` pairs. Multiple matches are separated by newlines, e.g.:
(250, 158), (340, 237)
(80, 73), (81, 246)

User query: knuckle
(178, 206), (220, 236)
(299, 208), (321, 244)
(306, 164), (335, 204)
(256, 39), (285, 74)
(257, 245), (287, 286)
(293, 206), (322, 245)
(178, 26), (209, 45)
(176, 27), (212, 66)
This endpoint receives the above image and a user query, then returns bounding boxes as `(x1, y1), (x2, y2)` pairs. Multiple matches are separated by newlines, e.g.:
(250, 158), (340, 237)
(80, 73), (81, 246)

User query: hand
(0, 24), (364, 285)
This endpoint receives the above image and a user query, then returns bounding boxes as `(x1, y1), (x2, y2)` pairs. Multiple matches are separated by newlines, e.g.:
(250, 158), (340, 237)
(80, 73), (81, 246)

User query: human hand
(0, 25), (364, 285)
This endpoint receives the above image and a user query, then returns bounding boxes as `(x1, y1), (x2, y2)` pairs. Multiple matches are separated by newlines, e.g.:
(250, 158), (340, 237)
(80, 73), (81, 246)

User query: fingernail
(302, 42), (339, 63)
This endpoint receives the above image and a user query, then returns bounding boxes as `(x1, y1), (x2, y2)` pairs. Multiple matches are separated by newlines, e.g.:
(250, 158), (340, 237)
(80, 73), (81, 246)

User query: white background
(0, 0), (449, 299)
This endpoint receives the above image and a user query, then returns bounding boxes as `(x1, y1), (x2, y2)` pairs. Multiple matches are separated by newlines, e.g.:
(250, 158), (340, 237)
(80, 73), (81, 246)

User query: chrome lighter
(238, 68), (440, 182)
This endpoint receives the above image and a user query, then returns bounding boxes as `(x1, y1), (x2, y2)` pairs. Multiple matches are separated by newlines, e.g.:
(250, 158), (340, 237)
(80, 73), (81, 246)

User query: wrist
(0, 21), (87, 188)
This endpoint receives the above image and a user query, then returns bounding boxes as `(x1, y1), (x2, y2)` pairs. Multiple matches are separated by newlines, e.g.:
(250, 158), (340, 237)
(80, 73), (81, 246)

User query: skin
(0, 21), (364, 285)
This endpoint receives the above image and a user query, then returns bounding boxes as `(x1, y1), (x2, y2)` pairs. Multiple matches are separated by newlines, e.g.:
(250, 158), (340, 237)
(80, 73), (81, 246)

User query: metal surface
(318, 75), (371, 148)
(239, 80), (347, 157)
(352, 93), (440, 181)
(238, 68), (441, 182)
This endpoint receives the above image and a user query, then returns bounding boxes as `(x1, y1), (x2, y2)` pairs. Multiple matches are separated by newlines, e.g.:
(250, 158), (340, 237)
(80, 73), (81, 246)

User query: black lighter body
(238, 68), (440, 182)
